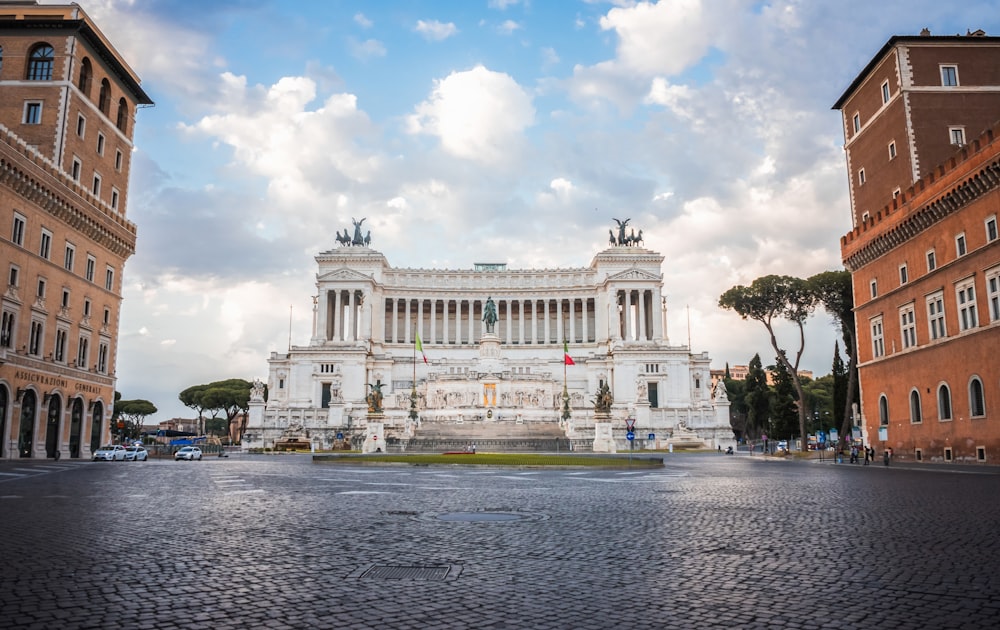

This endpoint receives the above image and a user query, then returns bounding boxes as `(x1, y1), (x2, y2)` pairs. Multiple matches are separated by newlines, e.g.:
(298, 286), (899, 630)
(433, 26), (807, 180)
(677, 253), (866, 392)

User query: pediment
(317, 268), (374, 283)
(607, 268), (661, 282)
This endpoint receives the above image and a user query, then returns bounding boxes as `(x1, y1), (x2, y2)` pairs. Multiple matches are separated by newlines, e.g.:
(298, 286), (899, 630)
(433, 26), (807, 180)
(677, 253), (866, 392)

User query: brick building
(0, 2), (151, 459)
(836, 31), (1000, 463)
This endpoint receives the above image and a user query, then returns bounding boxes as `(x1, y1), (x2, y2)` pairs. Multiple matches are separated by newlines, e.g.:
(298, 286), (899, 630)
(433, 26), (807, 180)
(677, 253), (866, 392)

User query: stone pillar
(391, 297), (399, 344)
(624, 289), (633, 341)
(404, 298), (411, 344)
(582, 297), (590, 343)
(638, 289), (647, 341)
(444, 298), (450, 345)
(544, 299), (551, 345)
(556, 299), (564, 343)
(430, 298), (437, 344)
(569, 297), (576, 344)
(518, 299), (525, 344)
(417, 298), (424, 346)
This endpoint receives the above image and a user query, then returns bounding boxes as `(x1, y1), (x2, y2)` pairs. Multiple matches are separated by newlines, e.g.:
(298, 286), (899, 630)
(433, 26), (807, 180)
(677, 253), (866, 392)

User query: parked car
(174, 446), (203, 461)
(124, 445), (149, 461)
(93, 445), (127, 461)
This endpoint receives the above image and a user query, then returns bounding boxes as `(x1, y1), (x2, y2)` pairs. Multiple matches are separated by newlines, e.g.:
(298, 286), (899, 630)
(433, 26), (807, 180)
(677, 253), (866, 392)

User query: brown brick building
(837, 31), (1000, 463)
(0, 2), (151, 459)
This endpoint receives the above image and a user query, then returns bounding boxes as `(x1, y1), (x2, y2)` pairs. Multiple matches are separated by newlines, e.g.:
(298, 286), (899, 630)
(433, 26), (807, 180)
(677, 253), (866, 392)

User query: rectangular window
(54, 329), (67, 362)
(29, 320), (43, 355)
(97, 343), (108, 374)
(105, 266), (114, 291)
(956, 233), (967, 257)
(115, 149), (123, 171)
(103, 307), (110, 326)
(881, 80), (890, 104)
(987, 267), (1000, 323)
(870, 279), (878, 299)
(956, 279), (978, 331)
(870, 317), (885, 358)
(64, 244), (75, 271)
(12, 213), (26, 246)
(71, 158), (82, 182)
(8, 266), (18, 288)
(39, 229), (52, 259)
(0, 311), (14, 348)
(888, 141), (896, 160)
(950, 127), (966, 145)
(927, 249), (936, 271)
(893, 187), (902, 199)
(852, 113), (860, 133)
(858, 168), (866, 185)
(61, 288), (69, 308)
(940, 65), (958, 86)
(110, 188), (119, 211)
(899, 264), (908, 285)
(76, 114), (85, 137)
(83, 298), (91, 318)
(900, 305), (916, 349)
(92, 173), (101, 196)
(96, 132), (105, 155)
(77, 335), (89, 367)
(987, 215), (998, 242)
(23, 102), (42, 124)
(86, 256), (95, 282)
(36, 278), (46, 298)
(928, 291), (947, 340)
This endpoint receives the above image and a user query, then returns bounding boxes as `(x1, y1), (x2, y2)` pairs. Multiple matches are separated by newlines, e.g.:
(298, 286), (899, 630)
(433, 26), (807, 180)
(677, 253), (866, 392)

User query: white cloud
(349, 37), (387, 60)
(414, 19), (458, 41)
(488, 0), (520, 8)
(498, 20), (521, 35)
(354, 12), (373, 28)
(406, 65), (535, 164)
(599, 0), (711, 77)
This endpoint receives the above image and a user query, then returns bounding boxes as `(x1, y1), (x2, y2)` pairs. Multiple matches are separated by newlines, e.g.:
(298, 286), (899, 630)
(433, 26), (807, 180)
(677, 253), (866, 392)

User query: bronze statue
(612, 218), (630, 246)
(482, 296), (498, 333)
(366, 379), (384, 414)
(593, 383), (613, 413)
(351, 217), (366, 246)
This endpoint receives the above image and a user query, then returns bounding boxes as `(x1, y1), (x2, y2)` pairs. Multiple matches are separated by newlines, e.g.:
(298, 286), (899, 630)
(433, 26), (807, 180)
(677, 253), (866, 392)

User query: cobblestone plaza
(1, 454), (998, 629)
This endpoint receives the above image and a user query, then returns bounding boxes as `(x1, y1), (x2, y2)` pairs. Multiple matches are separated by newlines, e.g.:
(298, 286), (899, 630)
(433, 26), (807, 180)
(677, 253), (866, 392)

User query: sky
(58, 0), (1000, 422)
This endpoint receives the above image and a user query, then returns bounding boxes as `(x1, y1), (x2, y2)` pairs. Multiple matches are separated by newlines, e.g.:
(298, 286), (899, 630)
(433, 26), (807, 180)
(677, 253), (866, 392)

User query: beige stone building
(0, 2), (151, 459)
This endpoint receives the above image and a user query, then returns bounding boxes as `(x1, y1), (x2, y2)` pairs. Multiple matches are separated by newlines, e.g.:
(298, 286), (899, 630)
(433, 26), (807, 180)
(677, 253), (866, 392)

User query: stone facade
(246, 238), (734, 452)
(0, 3), (152, 460)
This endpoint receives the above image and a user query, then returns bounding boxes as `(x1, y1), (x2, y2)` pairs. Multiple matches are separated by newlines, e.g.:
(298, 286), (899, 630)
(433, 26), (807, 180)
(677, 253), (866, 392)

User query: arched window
(969, 377), (985, 417)
(78, 57), (92, 96)
(27, 43), (55, 81)
(879, 395), (889, 426)
(909, 389), (922, 423)
(116, 97), (128, 133)
(98, 78), (111, 114)
(938, 384), (952, 421)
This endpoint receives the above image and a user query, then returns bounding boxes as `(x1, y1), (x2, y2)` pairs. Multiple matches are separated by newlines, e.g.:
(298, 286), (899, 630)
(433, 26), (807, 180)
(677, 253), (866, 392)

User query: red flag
(564, 340), (575, 365)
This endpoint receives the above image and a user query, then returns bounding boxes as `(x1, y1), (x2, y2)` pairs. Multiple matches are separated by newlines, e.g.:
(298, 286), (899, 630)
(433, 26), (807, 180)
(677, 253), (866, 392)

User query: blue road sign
(336, 432), (344, 439)
(626, 431), (635, 441)
(648, 433), (655, 440)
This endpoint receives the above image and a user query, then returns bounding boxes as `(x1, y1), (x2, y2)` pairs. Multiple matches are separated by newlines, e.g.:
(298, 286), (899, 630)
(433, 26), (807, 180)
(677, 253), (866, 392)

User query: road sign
(626, 431), (635, 441)
(625, 417), (636, 431)
(336, 432), (344, 439)
(648, 433), (655, 440)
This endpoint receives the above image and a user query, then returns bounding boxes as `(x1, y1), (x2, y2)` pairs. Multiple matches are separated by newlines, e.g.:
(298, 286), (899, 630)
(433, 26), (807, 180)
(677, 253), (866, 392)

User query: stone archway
(89, 401), (104, 452)
(69, 398), (84, 458)
(18, 390), (36, 458)
(0, 385), (7, 458)
(45, 393), (62, 458)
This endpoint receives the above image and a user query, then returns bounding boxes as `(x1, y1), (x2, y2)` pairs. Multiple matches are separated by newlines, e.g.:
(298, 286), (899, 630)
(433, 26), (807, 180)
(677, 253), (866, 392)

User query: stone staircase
(401, 418), (569, 453)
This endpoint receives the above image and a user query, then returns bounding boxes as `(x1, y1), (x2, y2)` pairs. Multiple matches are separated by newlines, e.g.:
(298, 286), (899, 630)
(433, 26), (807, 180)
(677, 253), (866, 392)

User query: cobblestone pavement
(1, 453), (998, 629)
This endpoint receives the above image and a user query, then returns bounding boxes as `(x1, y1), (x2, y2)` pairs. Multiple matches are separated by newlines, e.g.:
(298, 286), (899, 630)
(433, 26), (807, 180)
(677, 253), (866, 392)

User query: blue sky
(62, 0), (1000, 422)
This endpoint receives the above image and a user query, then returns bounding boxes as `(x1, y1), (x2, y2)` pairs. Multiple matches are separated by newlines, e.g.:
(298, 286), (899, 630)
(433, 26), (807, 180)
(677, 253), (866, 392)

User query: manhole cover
(357, 564), (460, 581)
(437, 512), (526, 522)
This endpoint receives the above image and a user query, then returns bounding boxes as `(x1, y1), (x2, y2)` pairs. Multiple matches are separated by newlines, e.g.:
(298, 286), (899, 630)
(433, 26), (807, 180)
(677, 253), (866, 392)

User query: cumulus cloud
(498, 20), (521, 35)
(349, 37), (387, 60)
(354, 12), (373, 28)
(406, 65), (535, 164)
(415, 19), (458, 41)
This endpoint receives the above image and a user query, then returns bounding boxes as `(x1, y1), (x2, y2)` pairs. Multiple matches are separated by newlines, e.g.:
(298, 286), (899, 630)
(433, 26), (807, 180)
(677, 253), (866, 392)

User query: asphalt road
(1, 453), (998, 629)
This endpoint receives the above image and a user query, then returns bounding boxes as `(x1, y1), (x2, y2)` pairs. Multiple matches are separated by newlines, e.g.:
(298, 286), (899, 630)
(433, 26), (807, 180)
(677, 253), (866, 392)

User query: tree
(720, 275), (817, 448)
(179, 379), (253, 443)
(744, 354), (770, 439)
(802, 373), (835, 436)
(769, 355), (798, 440)
(178, 384), (212, 436)
(115, 399), (158, 440)
(724, 377), (748, 441)
(808, 270), (857, 449)
(831, 341), (847, 437)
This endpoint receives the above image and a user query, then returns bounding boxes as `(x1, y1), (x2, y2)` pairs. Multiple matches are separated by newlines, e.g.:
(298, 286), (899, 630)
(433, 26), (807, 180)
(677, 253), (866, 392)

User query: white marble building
(245, 233), (733, 452)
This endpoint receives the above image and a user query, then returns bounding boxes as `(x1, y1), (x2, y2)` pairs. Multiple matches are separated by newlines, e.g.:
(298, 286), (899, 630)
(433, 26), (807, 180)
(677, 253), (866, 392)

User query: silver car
(93, 445), (127, 461)
(174, 446), (203, 461)
(124, 445), (149, 461)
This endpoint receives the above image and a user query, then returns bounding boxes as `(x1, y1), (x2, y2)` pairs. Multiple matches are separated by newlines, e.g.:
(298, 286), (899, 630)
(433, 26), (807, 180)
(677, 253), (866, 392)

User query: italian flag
(416, 332), (428, 364)
(564, 340), (575, 366)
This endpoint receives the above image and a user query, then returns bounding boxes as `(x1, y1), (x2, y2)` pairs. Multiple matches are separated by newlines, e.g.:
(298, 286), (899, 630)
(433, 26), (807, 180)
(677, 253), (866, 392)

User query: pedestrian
(850, 445), (858, 464)
(863, 446), (870, 466)
(883, 449), (890, 467)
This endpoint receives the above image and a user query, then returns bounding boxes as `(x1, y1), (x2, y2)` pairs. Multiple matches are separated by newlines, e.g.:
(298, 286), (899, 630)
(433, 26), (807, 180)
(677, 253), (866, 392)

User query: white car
(93, 445), (127, 461)
(124, 445), (149, 461)
(174, 446), (203, 461)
